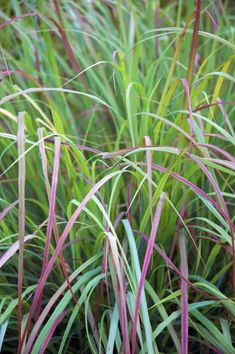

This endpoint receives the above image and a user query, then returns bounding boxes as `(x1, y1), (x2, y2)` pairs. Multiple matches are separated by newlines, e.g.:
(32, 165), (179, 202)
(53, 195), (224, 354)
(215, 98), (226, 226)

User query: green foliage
(0, 0), (234, 353)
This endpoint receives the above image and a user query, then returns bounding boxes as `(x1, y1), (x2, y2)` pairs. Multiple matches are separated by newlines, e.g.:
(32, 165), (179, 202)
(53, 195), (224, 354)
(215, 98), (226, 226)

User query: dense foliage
(0, 1), (234, 353)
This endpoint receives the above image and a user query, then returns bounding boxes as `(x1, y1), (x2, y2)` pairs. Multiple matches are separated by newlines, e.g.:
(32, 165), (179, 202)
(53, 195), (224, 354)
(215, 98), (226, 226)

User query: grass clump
(0, 1), (235, 353)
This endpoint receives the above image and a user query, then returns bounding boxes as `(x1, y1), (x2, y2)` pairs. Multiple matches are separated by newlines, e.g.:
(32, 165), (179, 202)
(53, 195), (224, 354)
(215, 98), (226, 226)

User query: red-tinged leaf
(48, 17), (87, 89)
(45, 138), (100, 154)
(133, 230), (216, 298)
(206, 10), (218, 32)
(132, 161), (233, 227)
(105, 144), (232, 226)
(102, 239), (111, 308)
(96, 237), (112, 330)
(199, 143), (235, 163)
(36, 132), (78, 323)
(21, 169), (126, 353)
(0, 235), (35, 269)
(24, 255), (100, 354)
(139, 158), (235, 292)
(194, 100), (235, 113)
(0, 12), (38, 29)
(204, 158), (235, 170)
(35, 137), (61, 318)
(169, 201), (187, 260)
(186, 0), (201, 89)
(179, 232), (189, 354)
(0, 200), (18, 222)
(186, 153), (235, 292)
(136, 160), (235, 286)
(108, 233), (130, 354)
(52, 0), (64, 25)
(132, 193), (166, 354)
(39, 311), (67, 354)
(42, 137), (61, 270)
(145, 136), (153, 220)
(186, 152), (229, 213)
(0, 69), (45, 89)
